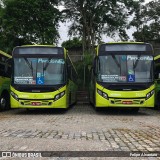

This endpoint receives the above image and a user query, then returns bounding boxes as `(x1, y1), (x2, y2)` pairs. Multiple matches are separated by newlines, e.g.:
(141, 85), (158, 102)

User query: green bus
(89, 42), (155, 113)
(10, 45), (77, 109)
(154, 55), (160, 108)
(0, 50), (11, 110)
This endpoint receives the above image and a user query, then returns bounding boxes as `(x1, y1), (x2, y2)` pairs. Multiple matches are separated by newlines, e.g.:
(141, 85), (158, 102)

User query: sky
(57, 0), (153, 46)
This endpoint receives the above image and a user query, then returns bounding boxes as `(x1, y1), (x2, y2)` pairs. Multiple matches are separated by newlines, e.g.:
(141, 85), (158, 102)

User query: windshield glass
(97, 55), (153, 83)
(14, 58), (66, 85)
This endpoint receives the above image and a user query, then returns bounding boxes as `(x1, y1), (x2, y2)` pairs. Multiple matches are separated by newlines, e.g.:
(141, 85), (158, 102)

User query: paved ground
(0, 104), (160, 159)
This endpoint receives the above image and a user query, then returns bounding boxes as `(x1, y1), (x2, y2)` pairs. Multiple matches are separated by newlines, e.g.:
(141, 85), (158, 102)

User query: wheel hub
(0, 98), (6, 108)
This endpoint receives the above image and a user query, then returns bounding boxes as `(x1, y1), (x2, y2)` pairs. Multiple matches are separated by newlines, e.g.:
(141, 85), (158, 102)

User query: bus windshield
(13, 58), (66, 85)
(97, 55), (153, 83)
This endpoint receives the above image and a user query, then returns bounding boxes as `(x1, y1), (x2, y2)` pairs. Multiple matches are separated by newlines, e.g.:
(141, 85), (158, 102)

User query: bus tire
(0, 92), (10, 110)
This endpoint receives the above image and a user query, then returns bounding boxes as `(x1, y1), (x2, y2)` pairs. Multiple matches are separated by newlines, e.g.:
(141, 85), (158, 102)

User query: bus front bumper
(95, 94), (155, 108)
(10, 94), (68, 109)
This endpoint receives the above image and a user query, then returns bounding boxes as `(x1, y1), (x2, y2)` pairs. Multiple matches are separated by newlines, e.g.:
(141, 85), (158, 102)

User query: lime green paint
(95, 83), (154, 108)
(90, 42), (155, 108)
(0, 50), (11, 110)
(10, 46), (77, 109)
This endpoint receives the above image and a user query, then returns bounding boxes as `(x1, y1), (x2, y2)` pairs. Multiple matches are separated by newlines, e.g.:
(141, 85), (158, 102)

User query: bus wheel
(0, 94), (9, 110)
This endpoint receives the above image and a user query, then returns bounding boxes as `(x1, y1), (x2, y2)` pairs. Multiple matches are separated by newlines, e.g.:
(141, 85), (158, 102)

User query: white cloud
(58, 22), (69, 46)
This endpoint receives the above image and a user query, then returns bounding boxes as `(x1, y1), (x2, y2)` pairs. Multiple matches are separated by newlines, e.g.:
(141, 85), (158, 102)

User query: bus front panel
(10, 85), (69, 109)
(95, 83), (155, 108)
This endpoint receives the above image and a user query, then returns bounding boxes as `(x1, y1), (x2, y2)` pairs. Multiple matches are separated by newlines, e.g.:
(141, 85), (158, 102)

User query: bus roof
(97, 42), (153, 56)
(16, 44), (55, 47)
(102, 42), (145, 44)
(12, 45), (66, 56)
(98, 42), (151, 47)
(0, 50), (12, 58)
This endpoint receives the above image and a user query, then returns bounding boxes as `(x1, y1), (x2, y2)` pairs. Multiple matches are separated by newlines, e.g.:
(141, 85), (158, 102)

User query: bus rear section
(0, 50), (11, 110)
(10, 45), (77, 109)
(90, 42), (155, 112)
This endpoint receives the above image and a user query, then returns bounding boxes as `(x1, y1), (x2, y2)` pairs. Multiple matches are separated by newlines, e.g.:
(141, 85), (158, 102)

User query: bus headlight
(97, 89), (102, 96)
(54, 91), (65, 101)
(97, 89), (108, 100)
(146, 90), (154, 100)
(103, 92), (108, 99)
(11, 91), (19, 101)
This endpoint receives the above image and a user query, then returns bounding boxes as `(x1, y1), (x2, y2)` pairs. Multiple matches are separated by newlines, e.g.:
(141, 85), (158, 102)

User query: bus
(0, 50), (11, 110)
(10, 45), (77, 109)
(154, 55), (160, 108)
(89, 42), (155, 112)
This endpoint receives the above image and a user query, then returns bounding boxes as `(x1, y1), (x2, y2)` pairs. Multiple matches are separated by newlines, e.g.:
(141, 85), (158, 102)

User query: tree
(62, 0), (141, 53)
(131, 0), (160, 42)
(61, 37), (82, 49)
(0, 0), (61, 52)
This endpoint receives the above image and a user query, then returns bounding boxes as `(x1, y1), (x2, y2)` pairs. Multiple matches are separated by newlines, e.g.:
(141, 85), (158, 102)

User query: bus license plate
(31, 102), (41, 106)
(122, 101), (133, 104)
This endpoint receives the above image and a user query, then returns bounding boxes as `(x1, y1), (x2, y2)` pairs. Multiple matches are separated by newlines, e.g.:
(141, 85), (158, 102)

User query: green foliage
(62, 0), (140, 53)
(83, 51), (94, 66)
(0, 0), (61, 53)
(73, 51), (94, 89)
(62, 37), (82, 49)
(130, 0), (160, 42)
(74, 61), (83, 87)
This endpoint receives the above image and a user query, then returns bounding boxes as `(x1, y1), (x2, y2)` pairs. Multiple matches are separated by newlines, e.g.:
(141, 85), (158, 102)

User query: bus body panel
(10, 45), (78, 109)
(11, 85), (69, 108)
(90, 42), (155, 109)
(95, 83), (154, 108)
(0, 50), (11, 110)
(154, 55), (160, 107)
(10, 45), (76, 108)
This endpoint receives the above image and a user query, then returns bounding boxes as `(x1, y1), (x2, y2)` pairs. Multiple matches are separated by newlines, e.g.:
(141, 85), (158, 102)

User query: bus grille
(20, 100), (52, 106)
(110, 99), (144, 105)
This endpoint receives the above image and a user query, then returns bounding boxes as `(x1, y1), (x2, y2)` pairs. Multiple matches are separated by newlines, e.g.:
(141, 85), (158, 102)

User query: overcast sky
(58, 0), (153, 46)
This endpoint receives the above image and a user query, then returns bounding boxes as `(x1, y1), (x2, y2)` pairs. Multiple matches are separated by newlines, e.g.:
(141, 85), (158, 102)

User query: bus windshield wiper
(133, 55), (141, 69)
(24, 58), (33, 76)
(112, 55), (120, 68)
(43, 58), (52, 70)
